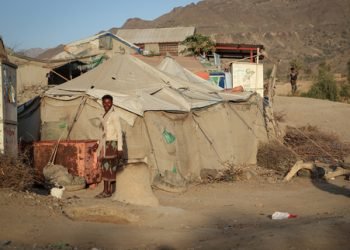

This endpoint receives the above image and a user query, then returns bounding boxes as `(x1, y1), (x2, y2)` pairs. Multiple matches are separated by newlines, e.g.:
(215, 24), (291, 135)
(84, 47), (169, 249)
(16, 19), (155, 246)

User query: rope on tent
(47, 131), (65, 166)
(191, 112), (225, 164)
(225, 102), (260, 139)
(50, 69), (69, 82)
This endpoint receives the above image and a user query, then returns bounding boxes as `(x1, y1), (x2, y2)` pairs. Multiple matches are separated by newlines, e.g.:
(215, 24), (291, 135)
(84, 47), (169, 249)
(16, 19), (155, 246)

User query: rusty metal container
(33, 140), (100, 185)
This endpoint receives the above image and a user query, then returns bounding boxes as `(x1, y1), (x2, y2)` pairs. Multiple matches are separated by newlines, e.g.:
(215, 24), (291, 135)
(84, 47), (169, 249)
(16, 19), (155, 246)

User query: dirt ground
(273, 80), (350, 142)
(1, 94), (350, 250)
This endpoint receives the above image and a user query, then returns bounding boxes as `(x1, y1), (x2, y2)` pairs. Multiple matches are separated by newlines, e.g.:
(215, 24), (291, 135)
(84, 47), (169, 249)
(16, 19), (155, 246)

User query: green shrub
(181, 34), (215, 57)
(339, 84), (350, 102)
(303, 63), (338, 101)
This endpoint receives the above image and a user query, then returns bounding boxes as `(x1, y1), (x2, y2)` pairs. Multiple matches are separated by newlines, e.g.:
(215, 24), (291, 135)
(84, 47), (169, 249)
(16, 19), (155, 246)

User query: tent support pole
(50, 69), (69, 82)
(66, 96), (88, 140)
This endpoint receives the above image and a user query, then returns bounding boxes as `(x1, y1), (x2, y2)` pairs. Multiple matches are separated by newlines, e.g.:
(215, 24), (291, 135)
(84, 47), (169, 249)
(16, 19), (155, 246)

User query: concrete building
(116, 27), (195, 56)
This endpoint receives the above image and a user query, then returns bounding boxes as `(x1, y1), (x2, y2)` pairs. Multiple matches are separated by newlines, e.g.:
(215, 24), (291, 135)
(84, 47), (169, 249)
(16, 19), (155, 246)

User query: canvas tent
(157, 56), (216, 85)
(41, 54), (267, 184)
(18, 96), (41, 142)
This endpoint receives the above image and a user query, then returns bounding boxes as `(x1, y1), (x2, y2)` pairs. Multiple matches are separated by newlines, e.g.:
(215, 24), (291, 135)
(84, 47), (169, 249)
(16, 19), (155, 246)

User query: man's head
(102, 94), (113, 113)
(291, 67), (295, 72)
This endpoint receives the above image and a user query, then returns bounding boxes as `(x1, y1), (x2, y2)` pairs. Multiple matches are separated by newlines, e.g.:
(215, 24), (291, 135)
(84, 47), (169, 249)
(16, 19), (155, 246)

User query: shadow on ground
(312, 178), (350, 197)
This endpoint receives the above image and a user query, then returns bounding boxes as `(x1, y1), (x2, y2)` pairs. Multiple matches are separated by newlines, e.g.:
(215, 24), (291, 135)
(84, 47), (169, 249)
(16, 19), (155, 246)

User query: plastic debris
(50, 186), (66, 199)
(271, 211), (297, 220)
(162, 129), (176, 144)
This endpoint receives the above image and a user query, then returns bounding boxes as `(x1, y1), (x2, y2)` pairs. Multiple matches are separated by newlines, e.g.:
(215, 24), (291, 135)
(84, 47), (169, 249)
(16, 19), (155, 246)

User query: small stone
(1, 240), (11, 246)
(245, 171), (252, 180)
(255, 203), (264, 208)
(267, 177), (276, 183)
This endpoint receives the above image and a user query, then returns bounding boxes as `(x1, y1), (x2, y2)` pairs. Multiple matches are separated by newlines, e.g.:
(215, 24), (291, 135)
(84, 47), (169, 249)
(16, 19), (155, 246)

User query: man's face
(102, 98), (113, 112)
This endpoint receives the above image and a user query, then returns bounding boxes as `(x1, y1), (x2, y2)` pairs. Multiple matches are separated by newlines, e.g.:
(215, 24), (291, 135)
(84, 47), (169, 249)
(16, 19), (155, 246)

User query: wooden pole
(50, 69), (69, 82)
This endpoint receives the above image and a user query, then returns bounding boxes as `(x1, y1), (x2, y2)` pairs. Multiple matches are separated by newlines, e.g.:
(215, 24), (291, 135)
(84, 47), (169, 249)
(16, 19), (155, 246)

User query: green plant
(339, 83), (350, 101)
(302, 63), (338, 101)
(181, 33), (215, 57)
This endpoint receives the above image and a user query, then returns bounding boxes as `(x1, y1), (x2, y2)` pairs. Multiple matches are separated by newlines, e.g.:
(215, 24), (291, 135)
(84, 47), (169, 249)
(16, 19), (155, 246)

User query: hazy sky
(0, 0), (200, 50)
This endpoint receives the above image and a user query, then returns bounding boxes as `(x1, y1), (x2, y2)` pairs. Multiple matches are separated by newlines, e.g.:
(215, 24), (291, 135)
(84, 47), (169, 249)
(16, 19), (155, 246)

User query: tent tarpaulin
(157, 56), (220, 88)
(41, 54), (268, 184)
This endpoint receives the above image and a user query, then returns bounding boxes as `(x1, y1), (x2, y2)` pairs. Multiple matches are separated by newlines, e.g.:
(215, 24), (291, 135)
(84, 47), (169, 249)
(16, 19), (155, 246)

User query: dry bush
(284, 126), (350, 163)
(258, 126), (350, 174)
(200, 162), (244, 183)
(257, 140), (297, 173)
(0, 154), (38, 191)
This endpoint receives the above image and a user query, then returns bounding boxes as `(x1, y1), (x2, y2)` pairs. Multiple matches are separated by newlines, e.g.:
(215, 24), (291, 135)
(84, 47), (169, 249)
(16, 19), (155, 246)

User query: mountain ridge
(119, 0), (350, 75)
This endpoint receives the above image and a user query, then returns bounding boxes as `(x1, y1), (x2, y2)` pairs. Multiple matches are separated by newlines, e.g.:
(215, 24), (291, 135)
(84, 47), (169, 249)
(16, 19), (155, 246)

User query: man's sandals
(95, 192), (112, 198)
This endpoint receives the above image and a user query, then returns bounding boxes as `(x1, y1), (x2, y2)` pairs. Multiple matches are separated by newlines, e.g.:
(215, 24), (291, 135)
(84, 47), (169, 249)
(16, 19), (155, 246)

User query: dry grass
(258, 126), (350, 174)
(257, 140), (297, 173)
(0, 154), (38, 191)
(284, 126), (350, 163)
(200, 162), (245, 183)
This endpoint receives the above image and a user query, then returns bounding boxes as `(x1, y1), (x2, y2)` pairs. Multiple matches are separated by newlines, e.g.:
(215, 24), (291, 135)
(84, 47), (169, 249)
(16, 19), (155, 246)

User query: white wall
(231, 62), (264, 96)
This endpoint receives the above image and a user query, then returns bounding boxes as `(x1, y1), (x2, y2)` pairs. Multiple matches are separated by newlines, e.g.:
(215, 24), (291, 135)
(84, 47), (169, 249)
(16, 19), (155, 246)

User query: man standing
(93, 94), (124, 198)
(290, 67), (298, 95)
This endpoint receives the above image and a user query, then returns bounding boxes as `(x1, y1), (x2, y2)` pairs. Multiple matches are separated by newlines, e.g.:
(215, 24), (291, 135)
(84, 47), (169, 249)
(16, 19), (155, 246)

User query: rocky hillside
(120, 0), (350, 76)
(17, 48), (47, 58)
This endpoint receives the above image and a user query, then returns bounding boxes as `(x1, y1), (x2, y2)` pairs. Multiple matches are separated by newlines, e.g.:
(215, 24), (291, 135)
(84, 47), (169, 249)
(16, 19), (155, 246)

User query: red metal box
(33, 140), (100, 185)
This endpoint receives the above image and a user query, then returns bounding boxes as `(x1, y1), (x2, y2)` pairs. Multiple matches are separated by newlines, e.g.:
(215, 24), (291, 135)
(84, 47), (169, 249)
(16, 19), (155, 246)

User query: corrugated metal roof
(66, 32), (140, 51)
(116, 27), (195, 44)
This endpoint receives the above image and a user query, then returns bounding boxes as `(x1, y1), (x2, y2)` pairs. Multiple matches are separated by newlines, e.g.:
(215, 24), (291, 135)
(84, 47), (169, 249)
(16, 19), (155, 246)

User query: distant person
(92, 94), (125, 198)
(290, 67), (298, 94)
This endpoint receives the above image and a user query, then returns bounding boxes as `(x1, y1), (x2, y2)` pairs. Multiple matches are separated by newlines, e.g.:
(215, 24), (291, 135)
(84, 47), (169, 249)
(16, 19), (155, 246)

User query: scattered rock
(1, 240), (11, 246)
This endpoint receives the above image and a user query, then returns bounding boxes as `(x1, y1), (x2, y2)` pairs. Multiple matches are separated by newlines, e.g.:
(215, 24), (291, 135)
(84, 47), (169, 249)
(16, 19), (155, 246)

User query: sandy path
(274, 96), (350, 142)
(1, 178), (349, 250)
